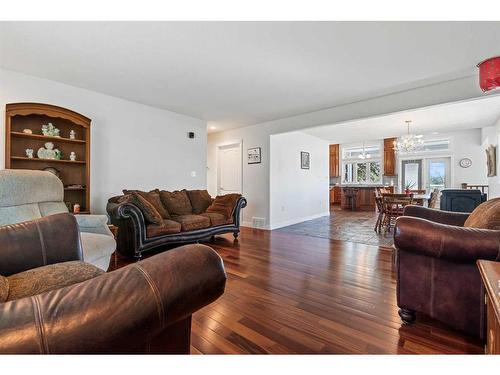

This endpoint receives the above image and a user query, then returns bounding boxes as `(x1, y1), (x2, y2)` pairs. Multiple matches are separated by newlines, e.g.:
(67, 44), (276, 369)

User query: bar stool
(344, 188), (358, 211)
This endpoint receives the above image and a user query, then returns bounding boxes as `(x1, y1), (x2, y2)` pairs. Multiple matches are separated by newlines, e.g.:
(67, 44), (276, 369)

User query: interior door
(426, 158), (450, 192)
(218, 143), (242, 195)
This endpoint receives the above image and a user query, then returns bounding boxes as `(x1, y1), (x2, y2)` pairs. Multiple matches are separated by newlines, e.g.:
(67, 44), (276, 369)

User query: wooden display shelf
(11, 156), (86, 164)
(11, 131), (86, 144)
(5, 103), (91, 212)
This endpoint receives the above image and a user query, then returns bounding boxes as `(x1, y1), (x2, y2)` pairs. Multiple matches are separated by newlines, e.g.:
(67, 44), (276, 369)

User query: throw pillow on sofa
(464, 197), (500, 230)
(187, 190), (213, 214)
(120, 193), (163, 225)
(206, 193), (242, 220)
(122, 189), (171, 219)
(0, 275), (8, 303)
(160, 190), (193, 216)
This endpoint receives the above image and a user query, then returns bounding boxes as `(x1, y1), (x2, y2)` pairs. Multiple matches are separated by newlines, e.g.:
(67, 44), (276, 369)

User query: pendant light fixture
(478, 56), (500, 92)
(393, 120), (423, 153)
(358, 142), (371, 159)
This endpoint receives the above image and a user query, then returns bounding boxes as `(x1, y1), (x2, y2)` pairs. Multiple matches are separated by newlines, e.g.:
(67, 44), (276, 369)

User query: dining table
(412, 193), (431, 206)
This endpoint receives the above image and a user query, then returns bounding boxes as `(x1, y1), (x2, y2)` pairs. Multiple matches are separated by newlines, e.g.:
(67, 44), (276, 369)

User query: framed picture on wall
(301, 151), (310, 169)
(486, 145), (497, 177)
(247, 147), (262, 164)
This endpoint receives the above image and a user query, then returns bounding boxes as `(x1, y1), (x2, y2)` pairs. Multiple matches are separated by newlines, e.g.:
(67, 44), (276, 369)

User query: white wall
(482, 117), (500, 198)
(269, 132), (329, 229)
(0, 69), (207, 214)
(208, 75), (490, 229)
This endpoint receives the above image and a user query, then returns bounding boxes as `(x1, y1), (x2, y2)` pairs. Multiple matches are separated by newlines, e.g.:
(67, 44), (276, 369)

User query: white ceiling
(1, 21), (500, 133)
(303, 95), (500, 143)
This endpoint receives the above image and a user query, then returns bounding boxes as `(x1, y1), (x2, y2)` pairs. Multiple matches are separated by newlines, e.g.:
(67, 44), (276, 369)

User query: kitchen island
(339, 185), (394, 211)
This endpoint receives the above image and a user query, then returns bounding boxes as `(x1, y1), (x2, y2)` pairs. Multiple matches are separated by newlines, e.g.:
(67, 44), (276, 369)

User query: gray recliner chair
(0, 169), (115, 270)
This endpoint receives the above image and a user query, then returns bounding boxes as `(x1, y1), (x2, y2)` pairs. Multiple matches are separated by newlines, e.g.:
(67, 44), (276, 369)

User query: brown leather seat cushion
(5, 261), (104, 302)
(187, 190), (213, 214)
(146, 219), (182, 238)
(122, 189), (171, 219)
(160, 190), (193, 216)
(172, 214), (211, 231)
(200, 212), (232, 226)
(464, 197), (500, 230)
(206, 193), (242, 219)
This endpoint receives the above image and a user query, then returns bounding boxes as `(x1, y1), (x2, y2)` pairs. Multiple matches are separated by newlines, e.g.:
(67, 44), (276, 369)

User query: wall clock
(459, 158), (472, 168)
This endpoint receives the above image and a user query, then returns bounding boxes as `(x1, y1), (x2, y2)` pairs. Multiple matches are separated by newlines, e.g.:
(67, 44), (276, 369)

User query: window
(342, 143), (382, 184)
(342, 145), (381, 159)
(422, 139), (450, 152)
(343, 161), (381, 184)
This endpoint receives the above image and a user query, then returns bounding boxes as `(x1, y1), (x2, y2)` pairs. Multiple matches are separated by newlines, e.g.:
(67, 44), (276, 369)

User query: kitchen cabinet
(329, 144), (340, 177)
(330, 186), (341, 206)
(383, 138), (397, 176)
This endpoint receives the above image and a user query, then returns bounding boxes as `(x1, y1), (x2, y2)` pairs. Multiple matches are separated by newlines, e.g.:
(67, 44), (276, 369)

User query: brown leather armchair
(394, 201), (500, 340)
(0, 213), (226, 353)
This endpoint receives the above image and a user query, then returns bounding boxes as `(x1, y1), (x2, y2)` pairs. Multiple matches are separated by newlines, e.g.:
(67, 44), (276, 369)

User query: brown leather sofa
(0, 213), (226, 353)
(107, 189), (247, 259)
(394, 199), (500, 340)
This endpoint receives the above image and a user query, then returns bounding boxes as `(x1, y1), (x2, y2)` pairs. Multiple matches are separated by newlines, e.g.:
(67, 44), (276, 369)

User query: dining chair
(428, 188), (440, 208)
(381, 193), (414, 233)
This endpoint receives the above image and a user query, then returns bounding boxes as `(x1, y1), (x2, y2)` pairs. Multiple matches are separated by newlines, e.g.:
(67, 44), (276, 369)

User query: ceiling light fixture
(393, 120), (423, 153)
(209, 125), (217, 130)
(358, 142), (371, 159)
(478, 56), (500, 92)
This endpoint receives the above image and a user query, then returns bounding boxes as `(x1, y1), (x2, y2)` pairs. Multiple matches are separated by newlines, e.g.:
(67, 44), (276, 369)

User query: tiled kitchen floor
(276, 205), (394, 248)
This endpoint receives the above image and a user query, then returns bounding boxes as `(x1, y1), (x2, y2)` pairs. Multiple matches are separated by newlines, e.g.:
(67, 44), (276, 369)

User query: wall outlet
(281, 205), (285, 212)
(190, 171), (196, 177)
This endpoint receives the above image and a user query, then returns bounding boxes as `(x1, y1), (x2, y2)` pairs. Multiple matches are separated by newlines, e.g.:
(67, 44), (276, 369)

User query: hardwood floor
(110, 227), (483, 354)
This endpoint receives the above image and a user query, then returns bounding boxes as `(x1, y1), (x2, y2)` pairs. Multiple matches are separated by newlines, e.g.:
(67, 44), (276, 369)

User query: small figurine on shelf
(73, 203), (81, 214)
(69, 151), (77, 161)
(41, 123), (60, 137)
(25, 148), (34, 158)
(54, 149), (62, 160)
(22, 129), (33, 134)
(69, 130), (76, 140)
(37, 142), (57, 159)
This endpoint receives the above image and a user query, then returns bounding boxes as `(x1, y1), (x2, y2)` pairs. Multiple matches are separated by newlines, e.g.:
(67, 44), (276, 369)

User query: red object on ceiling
(478, 56), (500, 92)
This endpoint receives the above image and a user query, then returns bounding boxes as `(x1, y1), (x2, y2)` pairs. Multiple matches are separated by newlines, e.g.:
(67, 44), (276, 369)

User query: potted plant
(404, 181), (416, 196)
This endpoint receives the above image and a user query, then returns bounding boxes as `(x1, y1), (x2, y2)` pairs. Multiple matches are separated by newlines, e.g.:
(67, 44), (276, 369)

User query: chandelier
(393, 120), (423, 153)
(358, 142), (371, 159)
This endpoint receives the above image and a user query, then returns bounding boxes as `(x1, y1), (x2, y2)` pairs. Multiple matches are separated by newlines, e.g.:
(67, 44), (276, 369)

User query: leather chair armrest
(0, 213), (83, 276)
(232, 196), (247, 224)
(403, 205), (469, 226)
(394, 216), (500, 262)
(0, 244), (226, 353)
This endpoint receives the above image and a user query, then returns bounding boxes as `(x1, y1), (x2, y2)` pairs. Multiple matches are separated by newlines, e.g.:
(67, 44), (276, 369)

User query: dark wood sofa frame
(107, 196), (247, 259)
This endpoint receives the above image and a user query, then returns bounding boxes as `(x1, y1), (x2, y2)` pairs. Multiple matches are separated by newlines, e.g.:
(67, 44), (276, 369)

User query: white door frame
(399, 154), (454, 190)
(216, 141), (243, 195)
